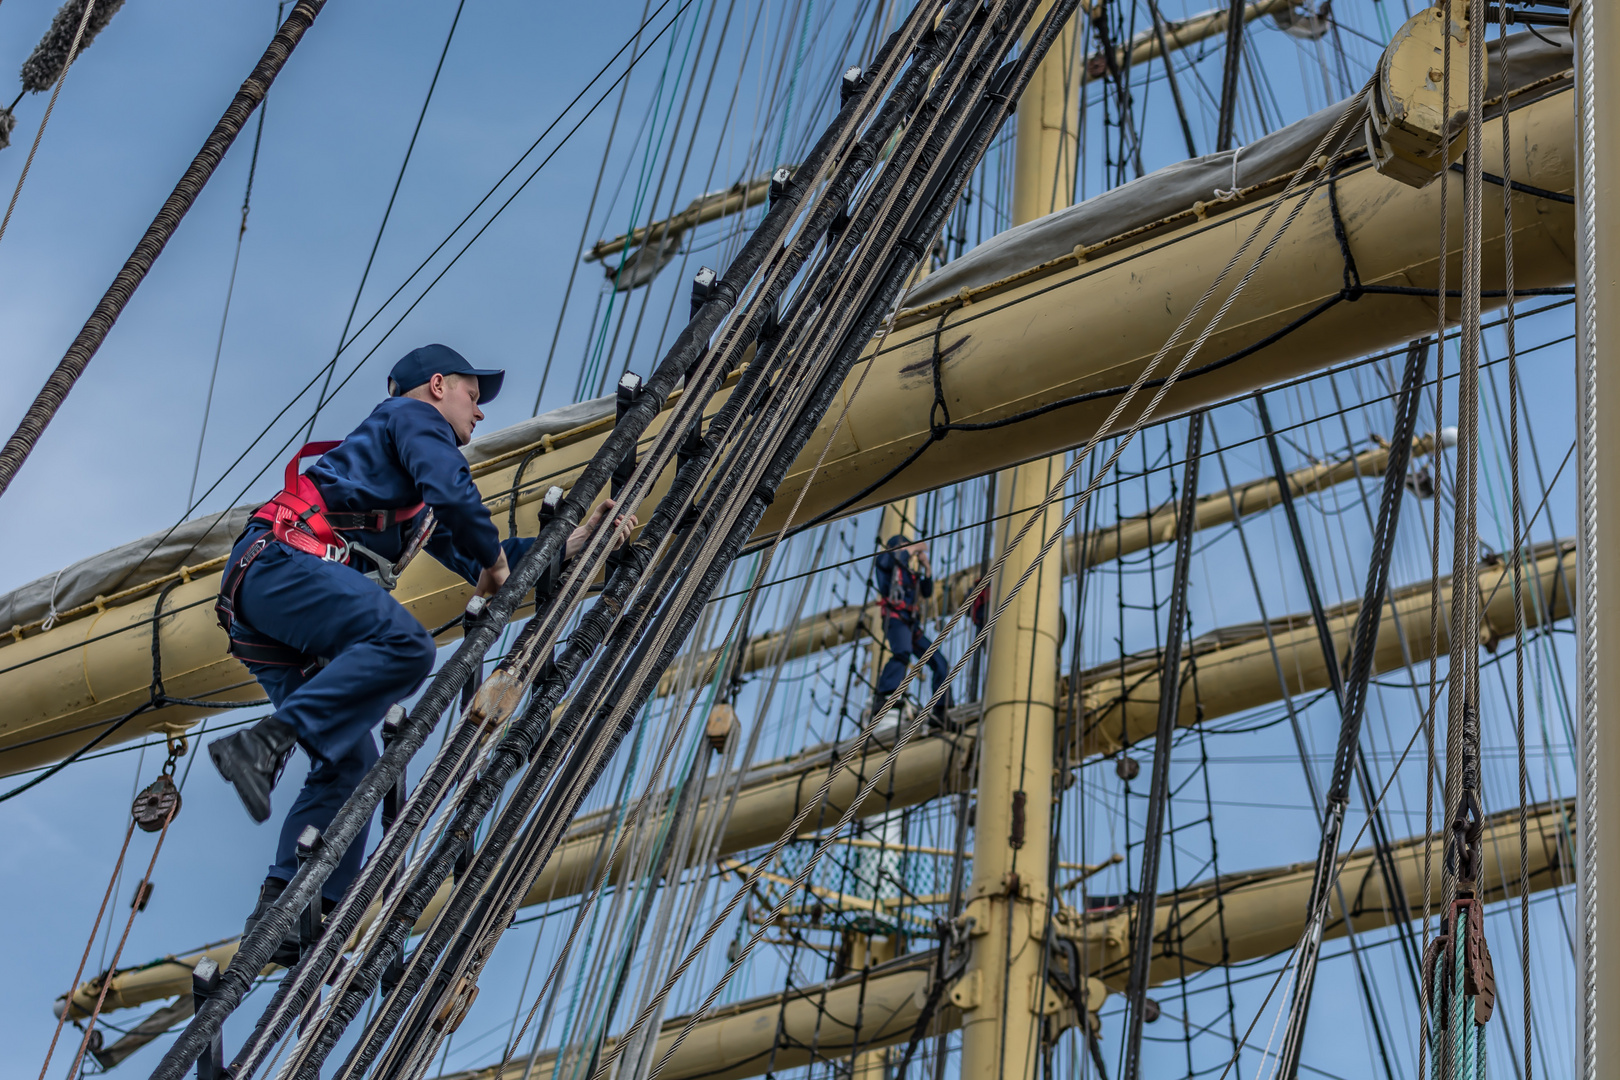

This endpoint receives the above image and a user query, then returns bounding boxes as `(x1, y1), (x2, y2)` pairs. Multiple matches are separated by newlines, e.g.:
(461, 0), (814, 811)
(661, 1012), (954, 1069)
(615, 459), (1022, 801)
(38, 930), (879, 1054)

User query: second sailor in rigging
(872, 533), (953, 724)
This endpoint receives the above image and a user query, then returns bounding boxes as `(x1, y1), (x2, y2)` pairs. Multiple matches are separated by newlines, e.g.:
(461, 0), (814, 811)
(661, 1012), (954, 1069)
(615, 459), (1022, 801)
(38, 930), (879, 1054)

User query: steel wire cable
(580, 0), (711, 398)
(533, 0), (660, 415)
(301, 0), (468, 444)
(233, 696), (513, 1078)
(111, 0), (698, 597)
(1419, 19), (1457, 1080)
(1269, 339), (1430, 1077)
(425, 0), (945, 731)
(0, 0), (327, 504)
(346, 35), (997, 1062)
(250, 710), (511, 1080)
(190, 1), (282, 510)
(1499, 8), (1534, 1078)
(608, 69), (1379, 1080)
(209, 16), (954, 1074)
(547, 541), (827, 1080)
(1429, 11), (1490, 1078)
(343, 10), (1030, 1075)
(515, 581), (743, 1079)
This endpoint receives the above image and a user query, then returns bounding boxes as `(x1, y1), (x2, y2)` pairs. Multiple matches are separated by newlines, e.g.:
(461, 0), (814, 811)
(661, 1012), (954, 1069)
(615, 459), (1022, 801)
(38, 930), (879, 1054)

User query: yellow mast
(959, 8), (1081, 1074)
(59, 544), (1573, 1020)
(0, 82), (1572, 777)
(422, 801), (1571, 1080)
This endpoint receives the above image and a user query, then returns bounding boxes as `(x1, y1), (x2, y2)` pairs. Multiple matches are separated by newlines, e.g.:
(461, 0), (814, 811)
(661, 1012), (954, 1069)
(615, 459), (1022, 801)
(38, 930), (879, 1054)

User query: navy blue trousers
(874, 616), (950, 700)
(229, 529), (436, 900)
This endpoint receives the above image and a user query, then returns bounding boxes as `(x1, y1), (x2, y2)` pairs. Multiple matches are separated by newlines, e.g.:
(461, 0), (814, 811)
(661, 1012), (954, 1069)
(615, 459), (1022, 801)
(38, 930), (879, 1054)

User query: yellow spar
(0, 81), (1575, 776)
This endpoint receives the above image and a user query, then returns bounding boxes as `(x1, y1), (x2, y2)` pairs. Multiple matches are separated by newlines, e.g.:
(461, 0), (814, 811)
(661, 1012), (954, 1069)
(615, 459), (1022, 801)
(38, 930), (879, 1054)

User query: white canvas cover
(901, 29), (1571, 310)
(0, 394), (615, 631)
(0, 29), (1571, 632)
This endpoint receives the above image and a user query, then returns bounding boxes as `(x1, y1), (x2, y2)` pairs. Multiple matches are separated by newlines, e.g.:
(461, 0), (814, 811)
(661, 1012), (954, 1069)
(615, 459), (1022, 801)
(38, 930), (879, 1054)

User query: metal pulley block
(131, 774), (181, 833)
(1463, 899), (1497, 1023)
(1365, 1), (1469, 188)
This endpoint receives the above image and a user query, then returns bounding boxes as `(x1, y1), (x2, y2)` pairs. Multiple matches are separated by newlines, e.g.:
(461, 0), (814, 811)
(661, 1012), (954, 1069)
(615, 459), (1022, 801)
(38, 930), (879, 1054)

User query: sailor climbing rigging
(871, 533), (953, 723)
(206, 343), (633, 963)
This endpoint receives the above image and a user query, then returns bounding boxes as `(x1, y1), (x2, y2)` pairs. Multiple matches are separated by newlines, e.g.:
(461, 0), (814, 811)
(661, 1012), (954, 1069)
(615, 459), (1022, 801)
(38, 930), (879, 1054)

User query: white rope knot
(40, 565), (65, 631)
(1212, 143), (1247, 202)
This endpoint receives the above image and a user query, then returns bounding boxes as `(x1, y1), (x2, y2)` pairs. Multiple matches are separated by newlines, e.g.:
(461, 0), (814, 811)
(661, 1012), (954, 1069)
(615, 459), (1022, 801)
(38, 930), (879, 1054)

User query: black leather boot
(243, 878), (303, 969)
(209, 717), (297, 823)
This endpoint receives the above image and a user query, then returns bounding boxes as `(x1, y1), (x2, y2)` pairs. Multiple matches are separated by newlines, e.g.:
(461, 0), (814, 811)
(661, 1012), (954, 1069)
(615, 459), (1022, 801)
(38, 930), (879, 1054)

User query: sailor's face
(440, 374), (485, 444)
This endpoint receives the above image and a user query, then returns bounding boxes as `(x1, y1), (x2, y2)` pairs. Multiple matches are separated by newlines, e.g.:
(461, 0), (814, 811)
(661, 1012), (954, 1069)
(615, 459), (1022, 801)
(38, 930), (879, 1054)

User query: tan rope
(64, 803), (179, 1079)
(36, 815), (134, 1080)
(0, 0), (97, 251)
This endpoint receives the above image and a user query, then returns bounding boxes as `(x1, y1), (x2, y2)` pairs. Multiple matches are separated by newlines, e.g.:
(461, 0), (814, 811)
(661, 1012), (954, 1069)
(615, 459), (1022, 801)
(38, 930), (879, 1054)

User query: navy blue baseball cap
(388, 344), (505, 405)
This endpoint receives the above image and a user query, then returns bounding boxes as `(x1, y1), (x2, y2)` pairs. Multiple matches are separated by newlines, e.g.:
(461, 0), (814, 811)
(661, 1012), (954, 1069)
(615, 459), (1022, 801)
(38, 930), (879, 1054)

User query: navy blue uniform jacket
(305, 397), (528, 584)
(872, 549), (933, 618)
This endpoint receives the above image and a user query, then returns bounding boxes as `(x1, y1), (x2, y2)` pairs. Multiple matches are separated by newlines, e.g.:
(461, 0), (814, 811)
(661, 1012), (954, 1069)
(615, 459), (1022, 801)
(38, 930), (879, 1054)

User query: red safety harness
(878, 563), (920, 621)
(215, 441), (427, 670)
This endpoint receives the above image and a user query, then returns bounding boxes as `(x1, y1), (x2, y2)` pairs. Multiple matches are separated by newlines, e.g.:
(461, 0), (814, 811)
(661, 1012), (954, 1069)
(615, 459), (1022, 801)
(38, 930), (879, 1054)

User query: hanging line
(532, 0), (660, 416)
(1121, 411), (1202, 1080)
(190, 0), (285, 509)
(302, 0), (468, 442)
(0, 579), (269, 804)
(0, 0), (99, 252)
(38, 740), (184, 1080)
(1497, 5), (1533, 1078)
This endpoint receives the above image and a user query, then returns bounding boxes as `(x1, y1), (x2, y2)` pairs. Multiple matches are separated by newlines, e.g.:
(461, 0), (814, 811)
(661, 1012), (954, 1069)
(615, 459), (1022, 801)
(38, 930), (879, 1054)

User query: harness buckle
(322, 540), (350, 564)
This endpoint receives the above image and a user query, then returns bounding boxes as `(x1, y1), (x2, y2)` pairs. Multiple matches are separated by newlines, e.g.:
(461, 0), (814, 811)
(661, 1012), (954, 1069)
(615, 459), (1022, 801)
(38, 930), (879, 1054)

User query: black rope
(507, 445), (548, 539)
(1121, 411), (1203, 1080)
(893, 924), (965, 1079)
(774, 163), (1574, 542)
(1214, 0), (1246, 151)
(1449, 158), (1575, 204)
(0, 580), (268, 803)
(211, 6), (1009, 1072)
(1263, 339), (1430, 1075)
(1327, 165), (1363, 300)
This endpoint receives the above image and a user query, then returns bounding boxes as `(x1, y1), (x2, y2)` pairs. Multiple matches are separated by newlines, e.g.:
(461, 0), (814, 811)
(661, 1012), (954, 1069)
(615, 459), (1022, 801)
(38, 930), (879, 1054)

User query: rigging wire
(0, 0), (329, 505)
(1121, 411), (1204, 1080)
(532, 0), (660, 415)
(190, 0), (284, 509)
(0, 0), (98, 252)
(614, 63), (1382, 1080)
(104, 0), (700, 600)
(302, 0), (469, 443)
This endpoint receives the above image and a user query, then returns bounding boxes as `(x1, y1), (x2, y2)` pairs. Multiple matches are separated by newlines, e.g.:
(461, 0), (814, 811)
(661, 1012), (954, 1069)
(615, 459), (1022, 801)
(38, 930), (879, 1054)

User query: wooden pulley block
(706, 703), (739, 753)
(433, 976), (480, 1034)
(131, 775), (181, 833)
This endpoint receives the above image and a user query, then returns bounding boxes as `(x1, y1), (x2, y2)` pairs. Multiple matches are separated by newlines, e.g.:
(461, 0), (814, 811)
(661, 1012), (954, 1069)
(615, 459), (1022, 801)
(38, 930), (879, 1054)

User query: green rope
(580, 0), (708, 397)
(771, 0), (815, 170)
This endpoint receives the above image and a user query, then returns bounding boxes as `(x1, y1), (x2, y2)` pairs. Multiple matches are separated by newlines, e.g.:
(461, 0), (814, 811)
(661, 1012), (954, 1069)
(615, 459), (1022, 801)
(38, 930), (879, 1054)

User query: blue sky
(0, 0), (1582, 1077)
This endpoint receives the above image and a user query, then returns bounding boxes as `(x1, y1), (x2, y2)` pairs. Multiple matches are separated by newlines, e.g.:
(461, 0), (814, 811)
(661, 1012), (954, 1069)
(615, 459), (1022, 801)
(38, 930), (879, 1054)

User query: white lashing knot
(1212, 143), (1247, 202)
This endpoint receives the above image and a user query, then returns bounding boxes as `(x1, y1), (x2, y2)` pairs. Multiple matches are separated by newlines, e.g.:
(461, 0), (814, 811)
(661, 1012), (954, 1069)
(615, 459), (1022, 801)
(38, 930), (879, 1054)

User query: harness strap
(250, 441), (425, 562)
(216, 440), (428, 673)
(215, 534), (322, 674)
